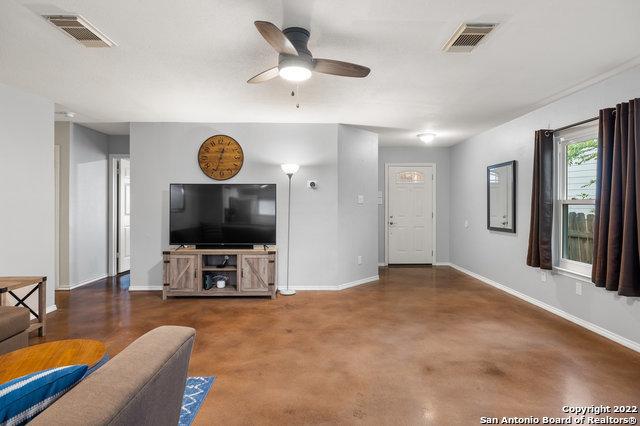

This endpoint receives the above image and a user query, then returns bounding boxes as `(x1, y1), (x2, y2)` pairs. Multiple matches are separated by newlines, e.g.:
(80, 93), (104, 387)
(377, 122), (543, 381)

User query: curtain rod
(552, 116), (598, 133)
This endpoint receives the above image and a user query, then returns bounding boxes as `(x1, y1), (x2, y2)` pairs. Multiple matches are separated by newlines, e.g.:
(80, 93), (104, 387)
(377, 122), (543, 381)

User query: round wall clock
(198, 135), (244, 180)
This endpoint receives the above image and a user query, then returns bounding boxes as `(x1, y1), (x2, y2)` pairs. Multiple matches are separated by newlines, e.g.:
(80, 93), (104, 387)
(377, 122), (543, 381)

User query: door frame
(384, 163), (437, 265)
(108, 154), (130, 276)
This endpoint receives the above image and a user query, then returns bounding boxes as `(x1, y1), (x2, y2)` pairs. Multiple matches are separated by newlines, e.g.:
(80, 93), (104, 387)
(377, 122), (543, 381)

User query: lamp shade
(279, 66), (312, 82)
(281, 164), (300, 175)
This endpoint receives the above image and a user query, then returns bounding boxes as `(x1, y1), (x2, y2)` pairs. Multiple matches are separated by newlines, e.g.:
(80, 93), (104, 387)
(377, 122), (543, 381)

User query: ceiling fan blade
(247, 67), (279, 84)
(254, 21), (298, 56)
(313, 59), (370, 78)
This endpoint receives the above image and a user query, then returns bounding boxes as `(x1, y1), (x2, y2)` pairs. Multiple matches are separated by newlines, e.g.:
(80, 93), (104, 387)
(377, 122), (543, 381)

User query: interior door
(118, 158), (131, 273)
(240, 255), (272, 292)
(388, 166), (434, 264)
(168, 255), (198, 292)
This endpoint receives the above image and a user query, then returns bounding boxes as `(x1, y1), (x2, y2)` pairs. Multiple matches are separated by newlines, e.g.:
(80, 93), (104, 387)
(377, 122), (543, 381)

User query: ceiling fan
(248, 21), (371, 84)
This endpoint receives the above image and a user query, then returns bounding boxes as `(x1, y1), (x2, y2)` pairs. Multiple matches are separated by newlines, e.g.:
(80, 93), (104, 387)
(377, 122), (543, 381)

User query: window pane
(396, 171), (424, 183)
(562, 204), (595, 264)
(565, 139), (597, 200)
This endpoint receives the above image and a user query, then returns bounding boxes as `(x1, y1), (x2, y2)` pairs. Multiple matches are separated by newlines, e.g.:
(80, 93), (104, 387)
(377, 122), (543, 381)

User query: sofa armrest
(31, 326), (196, 426)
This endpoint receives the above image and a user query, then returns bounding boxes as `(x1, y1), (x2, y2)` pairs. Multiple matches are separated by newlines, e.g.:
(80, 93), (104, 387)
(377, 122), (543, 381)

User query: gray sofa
(31, 326), (196, 426)
(0, 306), (29, 355)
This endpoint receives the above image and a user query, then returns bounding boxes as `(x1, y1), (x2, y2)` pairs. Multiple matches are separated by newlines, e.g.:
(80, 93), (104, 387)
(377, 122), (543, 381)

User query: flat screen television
(169, 183), (276, 247)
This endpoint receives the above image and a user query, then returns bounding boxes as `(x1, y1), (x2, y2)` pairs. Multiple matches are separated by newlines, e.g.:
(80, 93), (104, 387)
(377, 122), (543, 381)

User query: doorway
(385, 164), (436, 265)
(109, 155), (131, 275)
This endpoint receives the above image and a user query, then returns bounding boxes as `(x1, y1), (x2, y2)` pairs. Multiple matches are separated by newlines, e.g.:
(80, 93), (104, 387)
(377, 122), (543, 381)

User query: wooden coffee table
(0, 339), (108, 384)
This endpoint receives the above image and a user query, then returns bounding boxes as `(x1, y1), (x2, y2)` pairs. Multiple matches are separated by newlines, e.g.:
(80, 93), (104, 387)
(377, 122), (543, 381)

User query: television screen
(169, 184), (276, 246)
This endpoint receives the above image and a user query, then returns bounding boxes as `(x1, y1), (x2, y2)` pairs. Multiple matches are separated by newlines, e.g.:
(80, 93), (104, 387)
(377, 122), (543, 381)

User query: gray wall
(54, 122), (71, 289)
(0, 83), (56, 310)
(378, 146), (451, 264)
(130, 123), (342, 289)
(338, 125), (379, 284)
(108, 135), (130, 155)
(68, 124), (109, 286)
(450, 65), (640, 347)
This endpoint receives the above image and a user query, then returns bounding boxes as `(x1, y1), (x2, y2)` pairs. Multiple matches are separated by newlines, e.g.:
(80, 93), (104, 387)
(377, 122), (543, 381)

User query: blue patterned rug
(179, 376), (215, 426)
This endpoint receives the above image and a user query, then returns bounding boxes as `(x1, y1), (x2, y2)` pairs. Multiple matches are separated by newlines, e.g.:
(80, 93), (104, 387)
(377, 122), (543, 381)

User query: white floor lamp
(280, 163), (299, 296)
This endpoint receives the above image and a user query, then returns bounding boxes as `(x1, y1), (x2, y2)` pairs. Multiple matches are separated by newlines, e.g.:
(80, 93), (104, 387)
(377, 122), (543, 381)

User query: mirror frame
(486, 160), (517, 233)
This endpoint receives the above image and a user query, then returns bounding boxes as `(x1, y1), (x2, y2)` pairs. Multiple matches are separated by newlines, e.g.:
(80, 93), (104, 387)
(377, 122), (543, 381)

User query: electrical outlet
(357, 255), (363, 265)
(575, 282), (582, 296)
(541, 271), (547, 282)
(464, 220), (469, 229)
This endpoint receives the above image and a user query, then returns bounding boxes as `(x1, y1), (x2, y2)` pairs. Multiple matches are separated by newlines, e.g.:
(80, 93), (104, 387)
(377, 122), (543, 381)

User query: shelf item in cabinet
(202, 284), (238, 294)
(203, 272), (235, 290)
(202, 254), (238, 269)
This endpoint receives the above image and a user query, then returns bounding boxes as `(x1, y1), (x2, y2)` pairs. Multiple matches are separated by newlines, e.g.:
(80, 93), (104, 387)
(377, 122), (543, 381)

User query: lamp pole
(280, 164), (299, 296)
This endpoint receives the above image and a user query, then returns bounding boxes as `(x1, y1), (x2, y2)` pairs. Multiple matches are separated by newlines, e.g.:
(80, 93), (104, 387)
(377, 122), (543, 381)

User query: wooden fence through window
(566, 211), (594, 264)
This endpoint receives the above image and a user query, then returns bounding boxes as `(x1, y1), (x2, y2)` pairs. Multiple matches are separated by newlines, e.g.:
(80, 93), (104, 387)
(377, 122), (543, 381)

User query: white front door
(118, 158), (131, 273)
(388, 165), (434, 264)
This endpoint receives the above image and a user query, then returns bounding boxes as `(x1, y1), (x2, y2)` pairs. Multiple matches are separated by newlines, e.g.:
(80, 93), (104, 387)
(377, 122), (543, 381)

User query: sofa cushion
(0, 364), (88, 425)
(30, 326), (196, 426)
(0, 306), (29, 341)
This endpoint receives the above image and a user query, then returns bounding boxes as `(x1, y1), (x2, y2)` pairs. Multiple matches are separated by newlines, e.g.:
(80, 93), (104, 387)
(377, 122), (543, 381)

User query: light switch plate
(541, 271), (547, 282)
(357, 255), (362, 265)
(575, 282), (582, 295)
(357, 195), (364, 205)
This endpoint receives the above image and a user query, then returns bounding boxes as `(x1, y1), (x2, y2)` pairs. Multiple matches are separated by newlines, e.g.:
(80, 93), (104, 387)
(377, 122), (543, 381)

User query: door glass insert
(396, 171), (424, 183)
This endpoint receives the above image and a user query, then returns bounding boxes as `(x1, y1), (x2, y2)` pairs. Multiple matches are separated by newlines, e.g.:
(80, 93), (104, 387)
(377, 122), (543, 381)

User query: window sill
(553, 266), (592, 283)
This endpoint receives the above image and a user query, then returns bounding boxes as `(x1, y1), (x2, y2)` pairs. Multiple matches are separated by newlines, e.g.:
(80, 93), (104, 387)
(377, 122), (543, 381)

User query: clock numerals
(199, 135), (243, 180)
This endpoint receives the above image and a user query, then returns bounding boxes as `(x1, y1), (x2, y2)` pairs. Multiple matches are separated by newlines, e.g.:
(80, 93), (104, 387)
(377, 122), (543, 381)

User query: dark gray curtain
(526, 130), (554, 270)
(591, 99), (640, 297)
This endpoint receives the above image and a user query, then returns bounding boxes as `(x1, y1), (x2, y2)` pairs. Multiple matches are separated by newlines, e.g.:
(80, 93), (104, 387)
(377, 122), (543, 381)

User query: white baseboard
(58, 274), (108, 291)
(448, 263), (640, 353)
(278, 275), (379, 291)
(128, 285), (162, 291)
(378, 262), (387, 267)
(338, 275), (379, 290)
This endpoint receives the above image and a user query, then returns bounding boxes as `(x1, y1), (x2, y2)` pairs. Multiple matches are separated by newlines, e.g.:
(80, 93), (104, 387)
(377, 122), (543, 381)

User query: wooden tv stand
(162, 247), (277, 300)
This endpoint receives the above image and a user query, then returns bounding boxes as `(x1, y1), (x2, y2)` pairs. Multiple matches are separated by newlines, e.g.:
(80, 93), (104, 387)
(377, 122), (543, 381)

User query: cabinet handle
(194, 268), (197, 278)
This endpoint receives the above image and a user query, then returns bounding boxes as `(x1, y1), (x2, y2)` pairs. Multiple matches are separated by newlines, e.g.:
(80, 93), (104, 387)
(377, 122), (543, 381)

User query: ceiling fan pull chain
(296, 83), (301, 109)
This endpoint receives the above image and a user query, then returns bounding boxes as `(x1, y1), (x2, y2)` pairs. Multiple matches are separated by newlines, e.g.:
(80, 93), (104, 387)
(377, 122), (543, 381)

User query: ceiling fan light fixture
(279, 65), (312, 82)
(418, 133), (436, 144)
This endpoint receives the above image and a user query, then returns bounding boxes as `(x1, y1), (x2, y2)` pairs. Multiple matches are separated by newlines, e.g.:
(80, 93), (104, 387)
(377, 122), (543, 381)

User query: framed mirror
(487, 160), (516, 233)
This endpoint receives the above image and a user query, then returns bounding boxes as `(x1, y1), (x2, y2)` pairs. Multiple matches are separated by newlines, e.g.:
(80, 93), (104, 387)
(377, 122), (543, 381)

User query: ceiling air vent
(442, 23), (496, 53)
(43, 15), (115, 47)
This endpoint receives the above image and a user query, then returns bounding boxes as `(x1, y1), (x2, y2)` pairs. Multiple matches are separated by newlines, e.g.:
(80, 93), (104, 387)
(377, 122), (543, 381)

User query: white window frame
(554, 123), (598, 279)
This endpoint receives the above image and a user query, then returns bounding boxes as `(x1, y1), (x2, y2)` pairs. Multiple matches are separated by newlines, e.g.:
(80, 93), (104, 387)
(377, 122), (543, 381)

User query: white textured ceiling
(2, 0), (640, 146)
